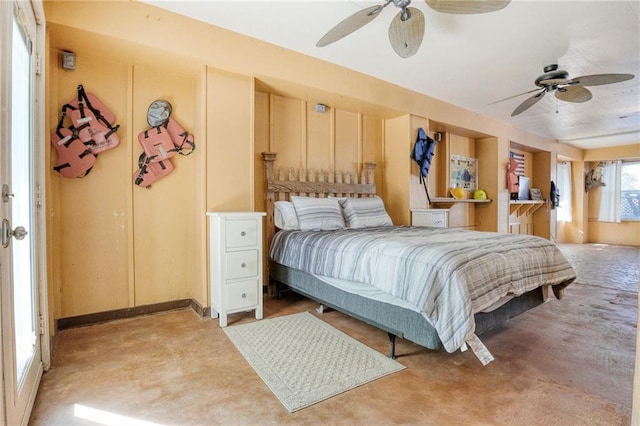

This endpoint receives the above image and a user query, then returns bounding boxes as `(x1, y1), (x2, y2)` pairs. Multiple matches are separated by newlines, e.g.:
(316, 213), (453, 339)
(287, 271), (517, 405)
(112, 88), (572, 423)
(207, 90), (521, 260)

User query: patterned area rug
(223, 312), (405, 412)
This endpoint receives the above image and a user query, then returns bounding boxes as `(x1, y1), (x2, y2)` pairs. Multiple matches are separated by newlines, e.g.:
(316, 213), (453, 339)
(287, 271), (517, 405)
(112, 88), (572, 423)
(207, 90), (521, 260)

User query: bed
(262, 152), (576, 364)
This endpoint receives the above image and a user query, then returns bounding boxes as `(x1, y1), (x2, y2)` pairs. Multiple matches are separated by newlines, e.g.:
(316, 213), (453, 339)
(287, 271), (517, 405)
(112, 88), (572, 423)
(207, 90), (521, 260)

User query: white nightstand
(207, 211), (266, 327)
(411, 208), (450, 228)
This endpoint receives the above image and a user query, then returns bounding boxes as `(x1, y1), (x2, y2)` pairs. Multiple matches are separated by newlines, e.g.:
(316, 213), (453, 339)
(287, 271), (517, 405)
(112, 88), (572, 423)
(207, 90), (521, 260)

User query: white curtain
(598, 161), (621, 222)
(557, 162), (572, 222)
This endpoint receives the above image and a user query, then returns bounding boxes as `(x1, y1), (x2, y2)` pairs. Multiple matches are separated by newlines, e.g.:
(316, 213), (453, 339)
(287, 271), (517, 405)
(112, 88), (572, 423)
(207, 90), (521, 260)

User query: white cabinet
(411, 208), (449, 228)
(207, 212), (266, 327)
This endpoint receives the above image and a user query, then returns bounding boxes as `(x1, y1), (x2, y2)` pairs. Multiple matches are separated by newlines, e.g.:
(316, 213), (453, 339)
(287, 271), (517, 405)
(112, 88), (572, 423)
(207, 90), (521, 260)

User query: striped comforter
(269, 226), (576, 353)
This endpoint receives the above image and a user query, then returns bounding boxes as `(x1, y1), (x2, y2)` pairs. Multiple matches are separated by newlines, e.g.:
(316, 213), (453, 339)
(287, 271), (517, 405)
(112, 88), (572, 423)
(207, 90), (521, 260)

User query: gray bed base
(270, 260), (546, 358)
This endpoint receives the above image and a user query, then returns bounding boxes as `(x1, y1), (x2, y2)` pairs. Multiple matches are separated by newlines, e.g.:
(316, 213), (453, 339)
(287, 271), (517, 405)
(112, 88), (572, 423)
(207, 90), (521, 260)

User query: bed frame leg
(316, 304), (334, 314)
(388, 333), (397, 359)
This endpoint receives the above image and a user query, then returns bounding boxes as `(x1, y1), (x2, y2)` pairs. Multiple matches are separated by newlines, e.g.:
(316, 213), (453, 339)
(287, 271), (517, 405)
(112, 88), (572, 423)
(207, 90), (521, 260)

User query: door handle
(1, 219), (27, 248)
(13, 226), (27, 240)
(2, 184), (14, 203)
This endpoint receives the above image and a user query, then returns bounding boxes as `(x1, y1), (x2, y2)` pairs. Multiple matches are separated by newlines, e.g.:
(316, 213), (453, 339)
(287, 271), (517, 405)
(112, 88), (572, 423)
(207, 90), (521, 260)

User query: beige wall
(583, 144), (640, 246)
(475, 137), (501, 233)
(254, 93), (384, 205)
(43, 0), (638, 325)
(556, 159), (587, 244)
(46, 30), (215, 317)
(383, 115), (412, 225)
(584, 144), (640, 163)
(45, 5), (255, 317)
(554, 143), (640, 246)
(48, 53), (133, 317)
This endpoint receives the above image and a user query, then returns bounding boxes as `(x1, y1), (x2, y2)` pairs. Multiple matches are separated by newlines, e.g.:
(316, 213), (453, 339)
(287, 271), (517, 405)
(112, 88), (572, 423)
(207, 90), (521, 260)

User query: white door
(0, 1), (48, 425)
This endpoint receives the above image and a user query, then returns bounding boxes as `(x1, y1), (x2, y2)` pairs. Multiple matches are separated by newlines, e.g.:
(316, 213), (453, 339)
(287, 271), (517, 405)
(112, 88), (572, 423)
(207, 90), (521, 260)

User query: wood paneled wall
(47, 37), (254, 318)
(383, 115), (412, 225)
(131, 67), (200, 306)
(475, 137), (501, 233)
(49, 55), (132, 317)
(254, 93), (384, 215)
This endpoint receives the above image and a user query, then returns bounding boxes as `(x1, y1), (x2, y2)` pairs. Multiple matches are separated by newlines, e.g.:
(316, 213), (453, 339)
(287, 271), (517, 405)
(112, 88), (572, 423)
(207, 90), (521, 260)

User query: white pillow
(339, 196), (393, 228)
(274, 201), (300, 230)
(291, 196), (345, 231)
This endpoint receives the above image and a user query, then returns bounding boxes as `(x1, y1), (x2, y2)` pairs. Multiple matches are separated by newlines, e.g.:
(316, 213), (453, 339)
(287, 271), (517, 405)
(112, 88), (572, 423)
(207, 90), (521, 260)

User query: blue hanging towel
(411, 128), (438, 203)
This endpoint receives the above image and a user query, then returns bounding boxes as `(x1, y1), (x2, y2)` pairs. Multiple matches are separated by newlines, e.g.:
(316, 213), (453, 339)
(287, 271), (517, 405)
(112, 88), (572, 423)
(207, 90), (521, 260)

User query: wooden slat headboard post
(262, 152), (278, 252)
(261, 151), (377, 295)
(364, 162), (376, 185)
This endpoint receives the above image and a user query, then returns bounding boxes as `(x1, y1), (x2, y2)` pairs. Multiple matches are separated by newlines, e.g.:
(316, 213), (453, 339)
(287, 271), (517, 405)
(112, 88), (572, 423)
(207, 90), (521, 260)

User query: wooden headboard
(261, 152), (377, 248)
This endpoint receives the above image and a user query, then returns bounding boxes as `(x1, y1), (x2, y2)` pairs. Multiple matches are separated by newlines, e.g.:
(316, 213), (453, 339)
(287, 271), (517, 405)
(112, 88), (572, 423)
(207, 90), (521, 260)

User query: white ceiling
(143, 0), (640, 150)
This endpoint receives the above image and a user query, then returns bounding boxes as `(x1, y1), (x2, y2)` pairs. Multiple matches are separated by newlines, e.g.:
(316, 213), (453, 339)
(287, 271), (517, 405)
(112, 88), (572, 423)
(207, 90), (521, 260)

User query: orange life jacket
(50, 109), (97, 178)
(65, 85), (120, 154)
(165, 117), (195, 156)
(133, 100), (195, 188)
(138, 125), (179, 163)
(133, 153), (174, 189)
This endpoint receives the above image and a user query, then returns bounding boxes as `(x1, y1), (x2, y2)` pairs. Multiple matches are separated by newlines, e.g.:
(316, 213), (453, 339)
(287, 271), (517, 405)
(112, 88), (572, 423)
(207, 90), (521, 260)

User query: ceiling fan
(316, 0), (511, 58)
(500, 64), (635, 117)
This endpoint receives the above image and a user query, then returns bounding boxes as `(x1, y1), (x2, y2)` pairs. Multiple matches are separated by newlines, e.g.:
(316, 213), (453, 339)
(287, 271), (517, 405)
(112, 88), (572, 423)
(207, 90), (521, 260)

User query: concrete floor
(30, 243), (638, 425)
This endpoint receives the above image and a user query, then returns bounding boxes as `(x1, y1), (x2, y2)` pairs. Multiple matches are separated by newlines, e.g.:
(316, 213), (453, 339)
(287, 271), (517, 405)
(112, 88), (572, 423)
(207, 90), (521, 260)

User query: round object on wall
(147, 100), (172, 127)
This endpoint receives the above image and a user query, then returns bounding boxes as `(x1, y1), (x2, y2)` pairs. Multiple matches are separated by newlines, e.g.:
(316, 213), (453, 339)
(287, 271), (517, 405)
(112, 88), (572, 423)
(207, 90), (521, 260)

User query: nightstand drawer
(226, 279), (259, 311)
(226, 250), (258, 279)
(226, 219), (258, 248)
(411, 209), (449, 228)
(428, 212), (447, 227)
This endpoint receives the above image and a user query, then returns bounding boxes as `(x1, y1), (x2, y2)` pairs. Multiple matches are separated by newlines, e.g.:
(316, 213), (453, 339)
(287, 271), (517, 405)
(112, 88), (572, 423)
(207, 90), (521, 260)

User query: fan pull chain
(556, 97), (559, 114)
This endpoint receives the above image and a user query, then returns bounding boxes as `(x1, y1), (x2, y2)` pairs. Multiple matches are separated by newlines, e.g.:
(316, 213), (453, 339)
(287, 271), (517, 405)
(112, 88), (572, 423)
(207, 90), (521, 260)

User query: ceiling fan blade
(488, 88), (542, 105)
(316, 5), (384, 47)
(388, 7), (425, 58)
(568, 73), (635, 87)
(511, 89), (546, 117)
(424, 0), (510, 14)
(555, 86), (592, 103)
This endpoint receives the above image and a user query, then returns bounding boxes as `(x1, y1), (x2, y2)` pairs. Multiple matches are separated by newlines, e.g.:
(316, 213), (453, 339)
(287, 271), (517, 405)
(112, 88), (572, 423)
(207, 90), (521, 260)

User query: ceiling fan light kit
(317, 0), (511, 58)
(504, 64), (635, 117)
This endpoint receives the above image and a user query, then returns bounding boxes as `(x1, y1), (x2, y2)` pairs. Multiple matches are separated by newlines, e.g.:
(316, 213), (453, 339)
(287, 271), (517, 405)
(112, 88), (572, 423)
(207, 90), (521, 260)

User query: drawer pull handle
(241, 293), (247, 299)
(241, 263), (247, 268)
(240, 231), (246, 237)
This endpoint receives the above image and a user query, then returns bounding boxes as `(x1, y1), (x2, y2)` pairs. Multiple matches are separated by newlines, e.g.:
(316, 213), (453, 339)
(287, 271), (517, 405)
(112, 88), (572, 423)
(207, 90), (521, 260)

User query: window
(621, 161), (640, 220)
(598, 160), (640, 222)
(598, 161), (621, 222)
(557, 162), (572, 222)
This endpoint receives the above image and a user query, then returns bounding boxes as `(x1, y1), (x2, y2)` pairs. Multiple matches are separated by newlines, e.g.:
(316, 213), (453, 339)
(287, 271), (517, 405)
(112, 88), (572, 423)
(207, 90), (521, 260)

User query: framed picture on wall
(530, 188), (543, 200)
(450, 155), (477, 191)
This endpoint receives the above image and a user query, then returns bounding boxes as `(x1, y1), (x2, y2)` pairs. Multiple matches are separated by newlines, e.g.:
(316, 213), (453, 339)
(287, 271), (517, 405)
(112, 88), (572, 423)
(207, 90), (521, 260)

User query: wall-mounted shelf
(430, 197), (492, 209)
(509, 200), (545, 216)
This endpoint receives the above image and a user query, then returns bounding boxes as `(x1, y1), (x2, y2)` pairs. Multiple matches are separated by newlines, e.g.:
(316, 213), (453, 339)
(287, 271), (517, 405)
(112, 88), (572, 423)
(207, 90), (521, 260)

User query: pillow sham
(291, 196), (345, 231)
(274, 201), (300, 230)
(339, 196), (393, 228)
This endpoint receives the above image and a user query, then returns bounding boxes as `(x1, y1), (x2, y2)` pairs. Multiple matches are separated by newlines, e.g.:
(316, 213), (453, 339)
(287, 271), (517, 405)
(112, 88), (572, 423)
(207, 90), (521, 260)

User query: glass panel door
(12, 7), (37, 385)
(1, 1), (44, 424)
